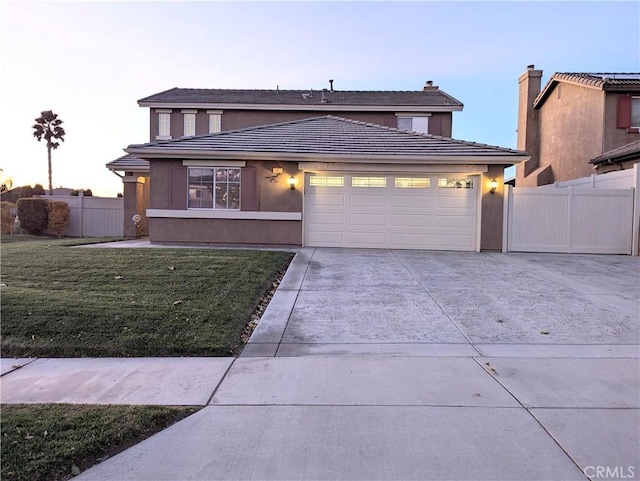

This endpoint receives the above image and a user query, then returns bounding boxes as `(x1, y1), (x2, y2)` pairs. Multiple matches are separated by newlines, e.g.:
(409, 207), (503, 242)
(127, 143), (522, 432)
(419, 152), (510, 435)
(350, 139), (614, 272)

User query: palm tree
(32, 110), (66, 194)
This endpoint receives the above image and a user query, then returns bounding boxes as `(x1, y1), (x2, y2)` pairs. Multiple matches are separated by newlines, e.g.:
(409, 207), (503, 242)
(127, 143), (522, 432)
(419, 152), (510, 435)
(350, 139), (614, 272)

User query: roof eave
(124, 148), (529, 165)
(136, 101), (463, 112)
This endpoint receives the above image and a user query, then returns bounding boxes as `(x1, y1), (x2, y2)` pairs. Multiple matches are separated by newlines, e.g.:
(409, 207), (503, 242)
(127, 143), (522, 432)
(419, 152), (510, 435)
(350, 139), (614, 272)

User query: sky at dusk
(1, 0), (638, 196)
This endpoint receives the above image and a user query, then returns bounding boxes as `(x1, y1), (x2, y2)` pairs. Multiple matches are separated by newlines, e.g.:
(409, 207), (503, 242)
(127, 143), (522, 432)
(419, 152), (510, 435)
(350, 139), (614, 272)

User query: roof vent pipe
(329, 79), (334, 92)
(527, 64), (535, 69)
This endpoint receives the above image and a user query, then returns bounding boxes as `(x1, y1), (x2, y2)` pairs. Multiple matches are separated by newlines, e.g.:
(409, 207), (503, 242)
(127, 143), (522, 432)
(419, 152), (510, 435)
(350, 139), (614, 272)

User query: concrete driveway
(246, 248), (639, 356)
(9, 247), (639, 480)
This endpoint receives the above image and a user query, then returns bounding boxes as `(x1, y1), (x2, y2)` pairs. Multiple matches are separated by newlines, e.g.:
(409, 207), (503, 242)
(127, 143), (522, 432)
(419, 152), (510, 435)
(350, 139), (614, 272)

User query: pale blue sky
(1, 1), (638, 196)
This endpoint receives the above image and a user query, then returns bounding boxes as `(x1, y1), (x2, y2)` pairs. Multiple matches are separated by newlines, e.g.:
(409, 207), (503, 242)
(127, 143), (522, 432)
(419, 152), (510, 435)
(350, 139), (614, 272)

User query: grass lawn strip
(1, 237), (293, 357)
(1, 404), (199, 481)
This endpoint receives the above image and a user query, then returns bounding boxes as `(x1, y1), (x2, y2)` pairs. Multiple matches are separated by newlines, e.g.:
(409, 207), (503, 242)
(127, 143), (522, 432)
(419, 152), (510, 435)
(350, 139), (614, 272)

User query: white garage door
(304, 173), (478, 251)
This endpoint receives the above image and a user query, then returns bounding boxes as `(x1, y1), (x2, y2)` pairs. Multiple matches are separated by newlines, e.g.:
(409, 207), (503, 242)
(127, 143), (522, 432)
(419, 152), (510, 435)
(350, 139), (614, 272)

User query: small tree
(32, 110), (66, 194)
(0, 168), (12, 194)
(46, 200), (70, 238)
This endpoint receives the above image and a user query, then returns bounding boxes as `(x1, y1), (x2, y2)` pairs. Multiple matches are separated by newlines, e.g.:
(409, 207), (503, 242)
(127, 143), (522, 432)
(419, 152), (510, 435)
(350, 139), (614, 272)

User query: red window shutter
(617, 95), (632, 129)
(240, 167), (258, 211)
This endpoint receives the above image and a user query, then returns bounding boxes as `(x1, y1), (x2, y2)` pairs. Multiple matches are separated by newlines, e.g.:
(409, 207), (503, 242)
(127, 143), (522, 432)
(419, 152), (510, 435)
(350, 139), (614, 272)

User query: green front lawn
(1, 404), (199, 481)
(1, 237), (293, 357)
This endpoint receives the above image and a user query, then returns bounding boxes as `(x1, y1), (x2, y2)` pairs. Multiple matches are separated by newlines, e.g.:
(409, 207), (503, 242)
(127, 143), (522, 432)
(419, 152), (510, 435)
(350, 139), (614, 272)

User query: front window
(188, 168), (240, 209)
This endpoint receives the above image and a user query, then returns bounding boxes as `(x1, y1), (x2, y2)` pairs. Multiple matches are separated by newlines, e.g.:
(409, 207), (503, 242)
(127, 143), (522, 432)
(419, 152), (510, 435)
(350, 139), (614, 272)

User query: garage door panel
(391, 233), (433, 248)
(350, 194), (388, 207)
(304, 173), (478, 251)
(434, 215), (475, 229)
(307, 193), (346, 207)
(305, 212), (345, 226)
(349, 213), (388, 226)
(391, 214), (432, 227)
(348, 231), (387, 247)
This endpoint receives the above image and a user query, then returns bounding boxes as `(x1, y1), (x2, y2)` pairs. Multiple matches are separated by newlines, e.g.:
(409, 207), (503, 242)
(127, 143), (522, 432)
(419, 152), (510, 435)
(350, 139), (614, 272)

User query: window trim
(157, 110), (172, 140)
(182, 111), (196, 137)
(207, 110), (223, 133)
(631, 97), (640, 129)
(187, 166), (241, 210)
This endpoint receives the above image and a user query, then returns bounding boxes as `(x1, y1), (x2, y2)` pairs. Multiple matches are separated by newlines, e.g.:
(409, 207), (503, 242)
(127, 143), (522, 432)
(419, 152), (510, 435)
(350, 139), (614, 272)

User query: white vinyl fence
(39, 194), (124, 237)
(504, 164), (639, 255)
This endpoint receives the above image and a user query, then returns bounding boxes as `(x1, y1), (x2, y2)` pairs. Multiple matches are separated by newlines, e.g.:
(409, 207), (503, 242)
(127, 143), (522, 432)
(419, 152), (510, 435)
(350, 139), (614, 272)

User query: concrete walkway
(2, 248), (639, 480)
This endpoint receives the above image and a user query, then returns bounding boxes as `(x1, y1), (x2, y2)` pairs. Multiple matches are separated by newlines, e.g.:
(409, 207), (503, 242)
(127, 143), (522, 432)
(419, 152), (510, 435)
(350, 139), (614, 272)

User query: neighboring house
(516, 66), (640, 187)
(109, 82), (529, 251)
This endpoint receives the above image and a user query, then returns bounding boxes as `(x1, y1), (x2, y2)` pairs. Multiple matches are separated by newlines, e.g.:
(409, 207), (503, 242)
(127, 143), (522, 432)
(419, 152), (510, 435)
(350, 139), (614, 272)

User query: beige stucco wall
(536, 83), (605, 183)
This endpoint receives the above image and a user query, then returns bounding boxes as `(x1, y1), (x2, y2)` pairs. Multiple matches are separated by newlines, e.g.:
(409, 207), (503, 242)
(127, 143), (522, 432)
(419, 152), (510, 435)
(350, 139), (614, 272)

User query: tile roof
(125, 115), (527, 163)
(534, 72), (640, 107)
(106, 154), (149, 172)
(138, 87), (463, 109)
(590, 140), (640, 165)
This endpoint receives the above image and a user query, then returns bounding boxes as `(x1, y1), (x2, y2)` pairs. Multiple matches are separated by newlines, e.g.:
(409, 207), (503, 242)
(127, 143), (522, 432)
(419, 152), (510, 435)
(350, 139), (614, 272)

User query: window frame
(207, 110), (223, 133)
(157, 110), (172, 140)
(631, 97), (640, 128)
(187, 167), (241, 210)
(396, 114), (430, 134)
(182, 110), (196, 137)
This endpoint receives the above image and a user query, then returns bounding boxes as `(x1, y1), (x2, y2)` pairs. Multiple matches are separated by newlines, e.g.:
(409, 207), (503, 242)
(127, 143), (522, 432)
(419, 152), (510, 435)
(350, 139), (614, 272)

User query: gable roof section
(534, 73), (640, 108)
(590, 140), (640, 165)
(138, 87), (463, 112)
(106, 154), (149, 172)
(125, 115), (527, 164)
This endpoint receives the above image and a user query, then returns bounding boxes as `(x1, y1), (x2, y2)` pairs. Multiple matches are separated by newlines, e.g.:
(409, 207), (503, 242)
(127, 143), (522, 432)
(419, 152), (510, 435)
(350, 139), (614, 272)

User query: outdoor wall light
(288, 175), (297, 190)
(489, 178), (498, 194)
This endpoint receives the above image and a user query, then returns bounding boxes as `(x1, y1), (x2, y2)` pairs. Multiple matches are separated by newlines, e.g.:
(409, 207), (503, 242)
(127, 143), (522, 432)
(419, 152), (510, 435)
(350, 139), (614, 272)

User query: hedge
(16, 198), (48, 235)
(46, 200), (70, 238)
(1, 201), (16, 234)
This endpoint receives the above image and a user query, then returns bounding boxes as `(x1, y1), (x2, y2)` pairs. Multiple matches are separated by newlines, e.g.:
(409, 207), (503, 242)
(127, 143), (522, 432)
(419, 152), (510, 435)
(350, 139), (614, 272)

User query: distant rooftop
(591, 140), (640, 165)
(138, 85), (463, 110)
(535, 72), (640, 107)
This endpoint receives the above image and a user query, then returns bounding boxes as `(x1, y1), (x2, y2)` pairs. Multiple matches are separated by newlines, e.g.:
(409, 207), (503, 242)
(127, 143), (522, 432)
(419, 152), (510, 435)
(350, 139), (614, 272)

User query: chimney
(329, 79), (334, 92)
(321, 88), (329, 103)
(423, 80), (438, 91)
(516, 64), (543, 183)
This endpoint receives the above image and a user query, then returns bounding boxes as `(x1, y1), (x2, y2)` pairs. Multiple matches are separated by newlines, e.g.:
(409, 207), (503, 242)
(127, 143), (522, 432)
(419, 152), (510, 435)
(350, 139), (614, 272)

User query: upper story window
(157, 110), (172, 140)
(188, 167), (240, 210)
(182, 110), (196, 137)
(396, 115), (429, 134)
(207, 110), (222, 133)
(631, 97), (640, 128)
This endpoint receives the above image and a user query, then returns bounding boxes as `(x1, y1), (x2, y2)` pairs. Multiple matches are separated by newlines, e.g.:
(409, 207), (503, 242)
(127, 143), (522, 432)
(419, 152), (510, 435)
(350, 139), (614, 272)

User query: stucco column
(122, 175), (147, 238)
(480, 165), (507, 251)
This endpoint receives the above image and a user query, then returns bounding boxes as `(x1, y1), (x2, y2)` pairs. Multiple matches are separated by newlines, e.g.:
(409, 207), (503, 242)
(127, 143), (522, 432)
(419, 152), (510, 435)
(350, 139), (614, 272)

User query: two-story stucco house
(516, 66), (640, 187)
(108, 81), (528, 251)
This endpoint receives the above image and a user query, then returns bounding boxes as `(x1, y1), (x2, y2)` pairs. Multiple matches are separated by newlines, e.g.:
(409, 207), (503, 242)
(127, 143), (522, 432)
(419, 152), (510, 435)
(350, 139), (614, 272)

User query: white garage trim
(303, 172), (480, 251)
(298, 162), (489, 174)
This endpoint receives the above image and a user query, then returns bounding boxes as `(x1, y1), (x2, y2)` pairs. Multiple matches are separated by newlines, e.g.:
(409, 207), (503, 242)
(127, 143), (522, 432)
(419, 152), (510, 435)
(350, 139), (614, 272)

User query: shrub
(46, 200), (70, 238)
(16, 198), (48, 235)
(1, 201), (16, 234)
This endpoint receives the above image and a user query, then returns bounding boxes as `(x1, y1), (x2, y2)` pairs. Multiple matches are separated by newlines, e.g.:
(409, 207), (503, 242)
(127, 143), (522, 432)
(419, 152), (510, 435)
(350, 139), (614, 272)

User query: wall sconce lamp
(288, 175), (297, 190)
(489, 179), (498, 194)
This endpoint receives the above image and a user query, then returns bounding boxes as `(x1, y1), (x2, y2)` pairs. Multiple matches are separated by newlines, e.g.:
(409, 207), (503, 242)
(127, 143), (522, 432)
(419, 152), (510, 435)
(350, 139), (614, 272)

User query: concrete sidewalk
(1, 249), (639, 480)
